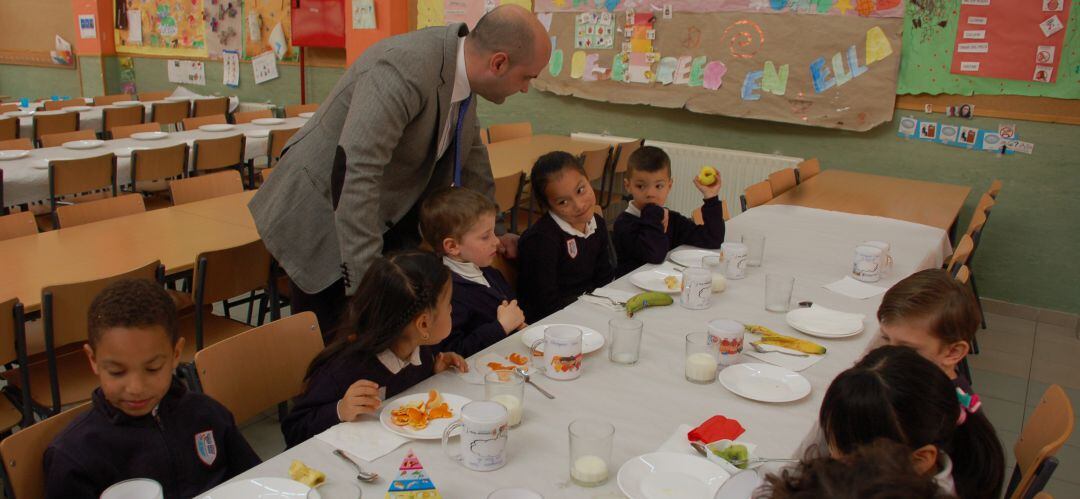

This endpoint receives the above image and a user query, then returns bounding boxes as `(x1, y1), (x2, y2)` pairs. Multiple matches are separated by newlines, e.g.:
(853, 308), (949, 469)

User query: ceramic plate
(0, 150), (29, 161)
(714, 471), (764, 499)
(114, 147), (149, 158)
(252, 117), (285, 126)
(718, 363), (811, 403)
(62, 140), (105, 150)
(245, 129), (271, 138)
(519, 323), (604, 354)
(669, 249), (721, 268)
(131, 131), (168, 140)
(198, 477), (317, 498)
(298, 111), (315, 119)
(785, 307), (864, 338)
(617, 452), (730, 499)
(379, 392), (471, 440)
(629, 268), (683, 294)
(199, 124), (235, 132)
(487, 488), (543, 499)
(3, 110), (33, 117)
(112, 100), (142, 107)
(64, 106), (92, 112)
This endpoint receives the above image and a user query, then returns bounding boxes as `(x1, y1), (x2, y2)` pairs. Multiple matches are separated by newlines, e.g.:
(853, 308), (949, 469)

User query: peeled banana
(625, 292), (674, 317)
(744, 324), (827, 354)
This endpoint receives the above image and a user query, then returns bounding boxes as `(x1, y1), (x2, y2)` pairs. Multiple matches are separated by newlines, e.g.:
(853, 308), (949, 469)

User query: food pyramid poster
(386, 449), (441, 498)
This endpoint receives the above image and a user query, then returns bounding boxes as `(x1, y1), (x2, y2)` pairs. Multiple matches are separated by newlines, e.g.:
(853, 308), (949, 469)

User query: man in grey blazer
(249, 5), (550, 337)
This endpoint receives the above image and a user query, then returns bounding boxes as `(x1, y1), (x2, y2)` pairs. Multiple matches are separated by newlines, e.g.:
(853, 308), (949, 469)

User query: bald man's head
(464, 5), (552, 104)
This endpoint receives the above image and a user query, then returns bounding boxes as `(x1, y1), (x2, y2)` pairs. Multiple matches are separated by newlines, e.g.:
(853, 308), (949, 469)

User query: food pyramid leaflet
(386, 449), (441, 498)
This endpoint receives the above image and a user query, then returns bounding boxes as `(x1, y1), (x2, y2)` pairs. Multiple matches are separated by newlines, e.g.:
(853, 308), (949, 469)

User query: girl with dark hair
(281, 251), (468, 447)
(820, 345), (1005, 499)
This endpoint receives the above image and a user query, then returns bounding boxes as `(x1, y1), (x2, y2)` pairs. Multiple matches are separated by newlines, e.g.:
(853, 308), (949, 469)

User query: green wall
(78, 56), (105, 98)
(129, 57), (342, 107)
(0, 63), (81, 100)
(478, 90), (1080, 315)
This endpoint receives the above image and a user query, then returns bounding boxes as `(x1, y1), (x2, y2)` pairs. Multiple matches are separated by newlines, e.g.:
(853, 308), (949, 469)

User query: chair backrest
(32, 113), (79, 143)
(490, 253), (518, 291)
(192, 97), (228, 117)
(170, 170), (244, 205)
(102, 105), (145, 135)
(138, 90), (174, 102)
(487, 122), (533, 143)
(743, 180), (774, 210)
(131, 143), (188, 188)
(284, 103), (318, 118)
(110, 122), (161, 139)
(0, 103), (19, 114)
(0, 138), (33, 151)
(947, 234), (974, 273)
(0, 298), (23, 367)
(580, 146), (612, 182)
(493, 171), (524, 214)
(988, 179), (1002, 199)
(194, 239), (271, 306)
(796, 158), (821, 182)
(260, 167), (274, 184)
(150, 101), (189, 126)
(48, 154), (117, 209)
(479, 127), (490, 145)
(55, 194), (145, 228)
(1012, 385), (1074, 499)
(268, 127), (300, 164)
(692, 200), (732, 225)
(232, 109), (273, 124)
(93, 94), (134, 106)
(192, 134), (245, 172)
(0, 212), (38, 241)
(768, 168), (798, 196)
(0, 402), (91, 499)
(39, 129), (96, 148)
(43, 260), (159, 348)
(954, 264), (970, 285)
(0, 116), (16, 141)
(611, 139), (644, 175)
(964, 210), (988, 239)
(195, 312), (323, 423)
(42, 100), (85, 111)
(181, 114), (227, 131)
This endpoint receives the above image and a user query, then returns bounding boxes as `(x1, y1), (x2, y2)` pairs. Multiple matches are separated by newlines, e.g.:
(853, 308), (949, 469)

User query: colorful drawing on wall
(114, 0), (208, 58)
(119, 56), (138, 94)
(949, 0), (1071, 83)
(576, 12), (615, 49)
(205, 0), (243, 59)
(534, 0), (905, 18)
(418, 0), (532, 29)
(167, 59), (207, 86)
(244, 0), (297, 61)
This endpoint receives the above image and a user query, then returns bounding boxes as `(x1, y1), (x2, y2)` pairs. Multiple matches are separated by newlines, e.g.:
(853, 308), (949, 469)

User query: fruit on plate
(664, 275), (680, 290)
(508, 352), (529, 365)
(744, 324), (827, 354)
(288, 459), (326, 487)
(712, 444), (750, 469)
(625, 291), (674, 317)
(697, 166), (719, 186)
(390, 390), (454, 429)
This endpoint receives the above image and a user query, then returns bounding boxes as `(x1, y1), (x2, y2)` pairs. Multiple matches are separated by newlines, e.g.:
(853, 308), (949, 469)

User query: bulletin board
(0, 0), (78, 67)
(114, 0), (209, 57)
(243, 0), (298, 61)
(418, 0), (533, 29)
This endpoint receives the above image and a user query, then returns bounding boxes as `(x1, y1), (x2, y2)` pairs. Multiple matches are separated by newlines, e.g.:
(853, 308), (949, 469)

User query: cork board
(0, 0), (77, 63)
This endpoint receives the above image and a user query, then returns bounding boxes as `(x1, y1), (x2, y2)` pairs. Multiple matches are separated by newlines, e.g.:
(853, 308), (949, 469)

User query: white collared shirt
(443, 256), (490, 287)
(933, 453), (957, 496)
(376, 347), (423, 375)
(551, 212), (598, 238)
(436, 36), (472, 160)
(624, 203), (642, 217)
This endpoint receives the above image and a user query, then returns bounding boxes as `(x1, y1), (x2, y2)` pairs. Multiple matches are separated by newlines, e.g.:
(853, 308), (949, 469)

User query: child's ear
(414, 310), (432, 339)
(83, 344), (100, 375)
(442, 237), (459, 257)
(623, 176), (631, 191)
(942, 340), (970, 367)
(171, 337), (186, 369)
(910, 444), (939, 475)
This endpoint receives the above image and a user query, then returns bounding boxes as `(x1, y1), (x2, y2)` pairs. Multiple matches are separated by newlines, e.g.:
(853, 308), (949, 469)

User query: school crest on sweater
(566, 238), (578, 259)
(195, 430), (218, 466)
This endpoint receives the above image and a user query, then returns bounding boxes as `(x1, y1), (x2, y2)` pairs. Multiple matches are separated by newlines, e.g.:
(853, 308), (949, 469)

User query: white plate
(488, 488), (543, 499)
(199, 124), (235, 132)
(0, 150), (29, 161)
(166, 95), (192, 102)
(519, 323), (605, 354)
(3, 110), (33, 118)
(112, 100), (142, 107)
(252, 117), (285, 126)
(669, 249), (721, 268)
(245, 129), (271, 138)
(198, 477), (316, 498)
(718, 363), (811, 403)
(714, 471), (764, 499)
(618, 452), (730, 499)
(114, 147), (149, 158)
(785, 307), (864, 338)
(64, 105), (92, 112)
(131, 131), (168, 140)
(62, 140), (105, 150)
(298, 111), (315, 119)
(379, 392), (471, 440)
(629, 268), (683, 293)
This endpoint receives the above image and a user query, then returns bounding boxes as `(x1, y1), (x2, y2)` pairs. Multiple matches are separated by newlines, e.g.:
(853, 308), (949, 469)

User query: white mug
(530, 326), (583, 381)
(680, 267), (712, 310)
(852, 245), (884, 282)
(100, 478), (163, 499)
(721, 243), (748, 280)
(707, 319), (745, 366)
(442, 401), (509, 472)
(862, 240), (893, 275)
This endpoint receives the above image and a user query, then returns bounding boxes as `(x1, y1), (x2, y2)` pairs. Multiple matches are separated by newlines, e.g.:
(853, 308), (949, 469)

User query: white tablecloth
(211, 205), (951, 498)
(13, 95), (243, 138)
(0, 117), (307, 207)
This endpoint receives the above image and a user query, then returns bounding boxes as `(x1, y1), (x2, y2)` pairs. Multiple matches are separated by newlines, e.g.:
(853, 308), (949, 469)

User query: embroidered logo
(195, 430), (218, 466)
(566, 239), (578, 259)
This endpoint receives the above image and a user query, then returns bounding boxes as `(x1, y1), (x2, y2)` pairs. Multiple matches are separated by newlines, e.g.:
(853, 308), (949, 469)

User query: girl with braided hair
(281, 251), (468, 448)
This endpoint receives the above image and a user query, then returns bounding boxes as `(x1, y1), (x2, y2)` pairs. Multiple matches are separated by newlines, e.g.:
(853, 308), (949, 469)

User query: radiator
(572, 133), (802, 217)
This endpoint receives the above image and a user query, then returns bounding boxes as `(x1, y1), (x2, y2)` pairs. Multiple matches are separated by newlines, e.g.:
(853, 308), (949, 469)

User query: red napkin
(687, 415), (745, 443)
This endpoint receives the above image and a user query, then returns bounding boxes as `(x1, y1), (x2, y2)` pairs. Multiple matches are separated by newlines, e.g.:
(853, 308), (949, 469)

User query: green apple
(697, 166), (718, 186)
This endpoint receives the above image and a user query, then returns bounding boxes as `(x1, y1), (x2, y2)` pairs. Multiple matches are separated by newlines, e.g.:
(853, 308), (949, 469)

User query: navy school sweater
(612, 197), (726, 278)
(439, 266), (516, 358)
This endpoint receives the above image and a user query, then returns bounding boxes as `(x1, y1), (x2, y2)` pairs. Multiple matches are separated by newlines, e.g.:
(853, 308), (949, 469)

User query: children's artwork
(946, 104), (975, 118)
(127, 10), (143, 44)
(534, 0), (906, 18)
(167, 59), (206, 86)
(50, 35), (74, 65)
(252, 50), (279, 84)
(79, 14), (97, 39)
(115, 0), (207, 57)
(418, 0), (532, 29)
(949, 0), (1071, 83)
(575, 12), (615, 49)
(244, 0), (297, 61)
(205, 0), (243, 59)
(223, 50), (240, 87)
(119, 56), (137, 95)
(387, 450), (442, 498)
(353, 0), (377, 29)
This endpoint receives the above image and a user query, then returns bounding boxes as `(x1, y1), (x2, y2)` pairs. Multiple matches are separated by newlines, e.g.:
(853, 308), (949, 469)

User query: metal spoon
(334, 448), (379, 483)
(515, 367), (555, 399)
(750, 341), (809, 358)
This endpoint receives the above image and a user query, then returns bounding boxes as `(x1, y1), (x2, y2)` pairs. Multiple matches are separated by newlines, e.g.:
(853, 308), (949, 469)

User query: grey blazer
(249, 24), (493, 296)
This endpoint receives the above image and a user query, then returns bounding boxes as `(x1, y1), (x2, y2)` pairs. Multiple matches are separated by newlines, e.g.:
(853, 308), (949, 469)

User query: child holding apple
(612, 146), (726, 277)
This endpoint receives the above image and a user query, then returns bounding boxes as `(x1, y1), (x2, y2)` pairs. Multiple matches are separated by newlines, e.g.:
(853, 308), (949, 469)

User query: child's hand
(336, 379), (382, 422)
(435, 352), (468, 373)
(693, 174), (722, 199)
(497, 300), (526, 334)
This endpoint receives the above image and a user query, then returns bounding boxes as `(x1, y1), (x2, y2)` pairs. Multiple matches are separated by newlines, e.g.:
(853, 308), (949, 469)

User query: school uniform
(43, 378), (260, 499)
(282, 345), (436, 448)
(612, 197), (726, 278)
(517, 212), (615, 323)
(440, 258), (516, 358)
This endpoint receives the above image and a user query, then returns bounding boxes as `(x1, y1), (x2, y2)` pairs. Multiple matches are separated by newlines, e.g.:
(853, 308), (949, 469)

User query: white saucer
(199, 124), (235, 132)
(0, 150), (30, 161)
(785, 306), (864, 338)
(519, 323), (605, 354)
(617, 452), (730, 499)
(629, 268), (683, 293)
(718, 363), (811, 403)
(669, 249), (721, 268)
(131, 131), (168, 140)
(62, 140), (105, 150)
(197, 477), (316, 498)
(252, 117), (285, 125)
(378, 392), (471, 440)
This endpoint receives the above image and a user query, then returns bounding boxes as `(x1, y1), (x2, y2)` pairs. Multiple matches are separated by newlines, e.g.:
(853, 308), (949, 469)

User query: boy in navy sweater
(612, 146), (726, 277)
(420, 187), (525, 358)
(44, 279), (260, 499)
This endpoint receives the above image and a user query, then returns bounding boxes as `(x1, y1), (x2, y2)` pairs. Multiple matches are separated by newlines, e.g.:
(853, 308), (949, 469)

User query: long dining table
(9, 95), (242, 137)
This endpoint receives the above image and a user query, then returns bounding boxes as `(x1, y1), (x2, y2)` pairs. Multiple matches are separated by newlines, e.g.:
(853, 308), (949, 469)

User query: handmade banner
(949, 0), (1071, 83)
(114, 0), (208, 57)
(534, 0), (905, 18)
(534, 11), (903, 131)
(418, 0), (533, 29)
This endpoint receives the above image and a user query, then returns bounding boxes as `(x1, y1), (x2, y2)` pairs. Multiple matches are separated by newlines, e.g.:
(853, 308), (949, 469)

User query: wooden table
(485, 134), (611, 178)
(172, 190), (257, 229)
(767, 170), (971, 235)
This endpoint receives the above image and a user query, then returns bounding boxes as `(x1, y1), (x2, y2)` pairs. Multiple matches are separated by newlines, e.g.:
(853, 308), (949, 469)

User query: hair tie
(955, 386), (982, 425)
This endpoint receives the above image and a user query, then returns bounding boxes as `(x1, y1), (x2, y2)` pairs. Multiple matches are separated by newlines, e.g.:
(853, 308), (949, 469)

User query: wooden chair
(768, 168), (798, 197)
(479, 127), (490, 145)
(965, 195), (994, 330)
(102, 105), (145, 138)
(194, 312), (322, 423)
(169, 170), (244, 206)
(41, 100), (85, 112)
(110, 122), (161, 139)
(192, 133), (249, 185)
(181, 114), (227, 131)
(0, 138), (33, 151)
(31, 113), (78, 147)
(137, 90), (173, 102)
(150, 101), (189, 128)
(740, 180), (774, 211)
(603, 138), (644, 208)
(1005, 385), (1075, 499)
(0, 104), (19, 114)
(988, 179), (1002, 199)
(0, 212), (37, 241)
(93, 94), (135, 106)
(39, 130), (96, 148)
(233, 109), (273, 124)
(0, 298), (32, 431)
(130, 143), (189, 194)
(267, 127), (300, 167)
(580, 146), (613, 183)
(954, 264), (970, 285)
(0, 116), (16, 141)
(947, 234), (974, 274)
(691, 200), (732, 225)
(47, 154), (117, 223)
(796, 158), (820, 182)
(490, 253), (518, 291)
(487, 122), (533, 143)
(55, 194), (145, 228)
(0, 403), (91, 499)
(494, 171), (525, 233)
(192, 97), (228, 118)
(284, 103), (318, 118)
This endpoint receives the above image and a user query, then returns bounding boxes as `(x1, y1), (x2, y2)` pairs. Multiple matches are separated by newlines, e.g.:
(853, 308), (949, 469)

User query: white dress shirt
(436, 36), (472, 160)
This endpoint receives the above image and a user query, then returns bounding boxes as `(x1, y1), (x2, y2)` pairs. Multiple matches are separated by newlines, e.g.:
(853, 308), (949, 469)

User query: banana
(744, 323), (827, 355)
(625, 292), (674, 317)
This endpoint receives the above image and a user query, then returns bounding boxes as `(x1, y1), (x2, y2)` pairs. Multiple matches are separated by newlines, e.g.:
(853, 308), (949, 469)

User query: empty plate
(519, 323), (605, 354)
(114, 147), (149, 158)
(199, 124), (235, 132)
(112, 100), (142, 107)
(785, 305), (864, 338)
(618, 452), (730, 499)
(130, 131), (168, 140)
(719, 363), (811, 403)
(669, 249), (721, 268)
(197, 477), (317, 498)
(0, 150), (30, 161)
(298, 111), (315, 119)
(245, 129), (270, 138)
(629, 268), (683, 293)
(252, 117), (285, 126)
(714, 471), (764, 499)
(3, 110), (33, 117)
(62, 140), (105, 150)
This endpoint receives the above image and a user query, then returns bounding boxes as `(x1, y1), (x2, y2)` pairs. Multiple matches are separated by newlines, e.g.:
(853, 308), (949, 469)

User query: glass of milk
(485, 371), (525, 427)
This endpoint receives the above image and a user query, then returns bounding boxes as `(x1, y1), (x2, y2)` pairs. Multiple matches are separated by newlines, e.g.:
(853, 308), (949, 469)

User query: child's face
(544, 168), (596, 227)
(624, 169), (672, 209)
(84, 326), (183, 417)
(420, 282), (454, 346)
(446, 213), (499, 267)
(880, 320), (964, 378)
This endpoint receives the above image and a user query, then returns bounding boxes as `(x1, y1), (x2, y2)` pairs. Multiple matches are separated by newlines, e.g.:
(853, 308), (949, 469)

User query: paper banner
(252, 50), (280, 84)
(353, 0), (377, 29)
(535, 11), (903, 132)
(244, 0), (297, 61)
(418, 0), (532, 29)
(223, 50), (240, 87)
(948, 0), (1071, 83)
(115, 0), (207, 57)
(167, 59), (206, 86)
(205, 0), (243, 59)
(533, 0), (905, 18)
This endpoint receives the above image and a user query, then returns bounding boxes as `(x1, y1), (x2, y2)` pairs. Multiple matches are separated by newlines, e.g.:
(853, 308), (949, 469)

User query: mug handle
(442, 419), (464, 463)
(529, 338), (545, 358)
